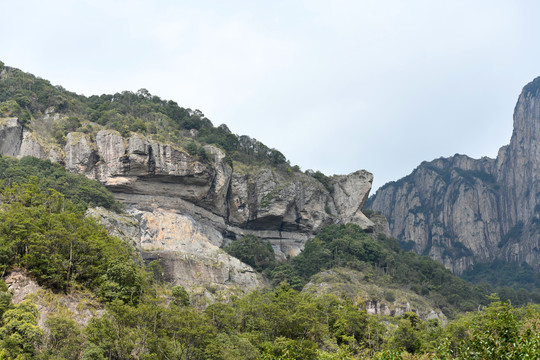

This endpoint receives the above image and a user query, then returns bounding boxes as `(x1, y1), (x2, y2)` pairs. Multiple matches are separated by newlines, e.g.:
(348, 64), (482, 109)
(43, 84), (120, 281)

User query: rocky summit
(0, 116), (374, 295)
(367, 77), (540, 274)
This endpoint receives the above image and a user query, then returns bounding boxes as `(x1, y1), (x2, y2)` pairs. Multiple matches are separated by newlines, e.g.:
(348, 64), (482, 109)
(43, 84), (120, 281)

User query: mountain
(1, 62), (540, 360)
(367, 77), (540, 275)
(0, 62), (374, 298)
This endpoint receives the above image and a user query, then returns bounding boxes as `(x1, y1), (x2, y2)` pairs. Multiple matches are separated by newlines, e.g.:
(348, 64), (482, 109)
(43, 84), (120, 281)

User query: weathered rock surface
(330, 170), (374, 229)
(87, 206), (264, 297)
(0, 120), (374, 291)
(0, 118), (22, 157)
(367, 77), (540, 274)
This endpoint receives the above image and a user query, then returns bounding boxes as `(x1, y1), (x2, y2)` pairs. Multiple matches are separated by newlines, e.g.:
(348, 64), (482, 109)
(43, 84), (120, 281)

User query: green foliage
(146, 260), (163, 283)
(0, 262), (538, 360)
(0, 100), (30, 124)
(0, 180), (135, 293)
(270, 224), (488, 317)
(171, 285), (190, 307)
(2, 62), (540, 360)
(462, 260), (540, 305)
(0, 156), (122, 212)
(0, 282), (11, 324)
(308, 170), (334, 192)
(0, 301), (43, 358)
(442, 298), (540, 359)
(44, 315), (83, 359)
(0, 63), (292, 170)
(99, 260), (143, 305)
(390, 312), (422, 353)
(186, 141), (198, 155)
(0, 65), (84, 122)
(225, 234), (276, 272)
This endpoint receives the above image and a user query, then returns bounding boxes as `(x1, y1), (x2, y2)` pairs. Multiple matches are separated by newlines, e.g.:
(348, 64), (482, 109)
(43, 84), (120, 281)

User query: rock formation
(0, 119), (375, 293)
(367, 77), (540, 274)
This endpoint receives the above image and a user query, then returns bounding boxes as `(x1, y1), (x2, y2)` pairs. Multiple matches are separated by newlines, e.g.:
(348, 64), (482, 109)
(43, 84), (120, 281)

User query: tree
(391, 312), (422, 354)
(0, 301), (43, 358)
(171, 285), (190, 307)
(225, 234), (276, 272)
(44, 315), (83, 359)
(99, 260), (143, 305)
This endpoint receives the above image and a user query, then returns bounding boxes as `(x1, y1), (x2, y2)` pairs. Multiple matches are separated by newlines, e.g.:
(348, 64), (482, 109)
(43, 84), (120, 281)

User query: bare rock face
(0, 119), (375, 292)
(65, 132), (95, 174)
(19, 130), (45, 159)
(86, 207), (142, 250)
(87, 206), (264, 297)
(135, 207), (264, 297)
(331, 170), (374, 229)
(0, 118), (22, 157)
(228, 168), (334, 233)
(368, 78), (540, 274)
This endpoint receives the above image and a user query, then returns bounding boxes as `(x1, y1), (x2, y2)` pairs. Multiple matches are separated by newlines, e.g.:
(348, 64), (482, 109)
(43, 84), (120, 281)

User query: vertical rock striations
(0, 120), (375, 292)
(367, 77), (540, 274)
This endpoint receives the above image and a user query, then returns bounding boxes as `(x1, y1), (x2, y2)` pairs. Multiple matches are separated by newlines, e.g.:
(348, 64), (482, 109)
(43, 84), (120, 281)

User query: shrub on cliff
(225, 234), (276, 272)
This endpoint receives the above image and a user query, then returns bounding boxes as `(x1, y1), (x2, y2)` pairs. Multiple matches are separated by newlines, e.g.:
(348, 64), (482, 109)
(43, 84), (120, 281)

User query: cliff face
(0, 119), (374, 293)
(367, 78), (540, 274)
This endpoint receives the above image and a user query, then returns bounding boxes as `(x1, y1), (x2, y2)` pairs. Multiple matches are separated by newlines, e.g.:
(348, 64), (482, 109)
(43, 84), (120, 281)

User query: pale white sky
(2, 0), (540, 191)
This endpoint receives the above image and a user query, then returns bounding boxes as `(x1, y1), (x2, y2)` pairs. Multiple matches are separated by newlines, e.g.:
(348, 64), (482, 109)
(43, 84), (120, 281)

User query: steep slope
(0, 62), (375, 294)
(367, 78), (540, 274)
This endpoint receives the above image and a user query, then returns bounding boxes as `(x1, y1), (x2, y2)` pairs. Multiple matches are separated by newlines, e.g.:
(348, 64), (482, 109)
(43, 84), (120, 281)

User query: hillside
(0, 156), (537, 359)
(367, 77), (540, 277)
(0, 62), (539, 359)
(0, 61), (374, 297)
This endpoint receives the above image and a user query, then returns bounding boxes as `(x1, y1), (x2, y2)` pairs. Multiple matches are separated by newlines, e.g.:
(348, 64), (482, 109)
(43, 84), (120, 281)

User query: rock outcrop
(87, 206), (264, 298)
(367, 78), (540, 274)
(0, 119), (375, 292)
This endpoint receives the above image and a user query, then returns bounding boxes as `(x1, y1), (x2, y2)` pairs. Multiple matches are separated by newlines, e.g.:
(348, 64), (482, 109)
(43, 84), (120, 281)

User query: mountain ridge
(0, 61), (375, 298)
(367, 77), (540, 274)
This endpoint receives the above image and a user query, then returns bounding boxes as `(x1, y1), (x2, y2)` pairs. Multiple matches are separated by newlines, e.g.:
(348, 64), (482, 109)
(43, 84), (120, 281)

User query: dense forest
(0, 157), (536, 359)
(0, 62), (539, 359)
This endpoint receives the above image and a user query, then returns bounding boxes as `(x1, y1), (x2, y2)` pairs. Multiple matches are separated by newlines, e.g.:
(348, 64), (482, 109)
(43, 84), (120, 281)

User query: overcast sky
(2, 0), (540, 191)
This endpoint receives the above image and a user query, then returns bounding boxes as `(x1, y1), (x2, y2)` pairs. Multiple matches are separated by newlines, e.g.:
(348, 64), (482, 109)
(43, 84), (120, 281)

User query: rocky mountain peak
(368, 77), (540, 274)
(510, 77), (540, 158)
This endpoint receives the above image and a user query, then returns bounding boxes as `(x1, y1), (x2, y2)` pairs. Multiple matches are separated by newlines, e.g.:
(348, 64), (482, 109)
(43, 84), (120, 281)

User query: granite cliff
(367, 78), (540, 274)
(0, 116), (374, 295)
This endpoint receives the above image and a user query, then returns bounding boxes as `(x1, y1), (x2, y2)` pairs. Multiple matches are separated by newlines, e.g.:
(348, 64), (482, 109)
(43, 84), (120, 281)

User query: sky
(2, 0), (540, 192)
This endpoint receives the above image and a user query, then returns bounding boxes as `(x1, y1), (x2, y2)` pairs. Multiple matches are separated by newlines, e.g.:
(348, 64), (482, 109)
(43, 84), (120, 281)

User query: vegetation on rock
(0, 61), (539, 359)
(0, 64), (288, 170)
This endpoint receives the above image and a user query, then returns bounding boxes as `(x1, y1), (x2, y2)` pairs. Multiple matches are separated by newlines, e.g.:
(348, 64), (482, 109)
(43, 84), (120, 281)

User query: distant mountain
(367, 77), (540, 275)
